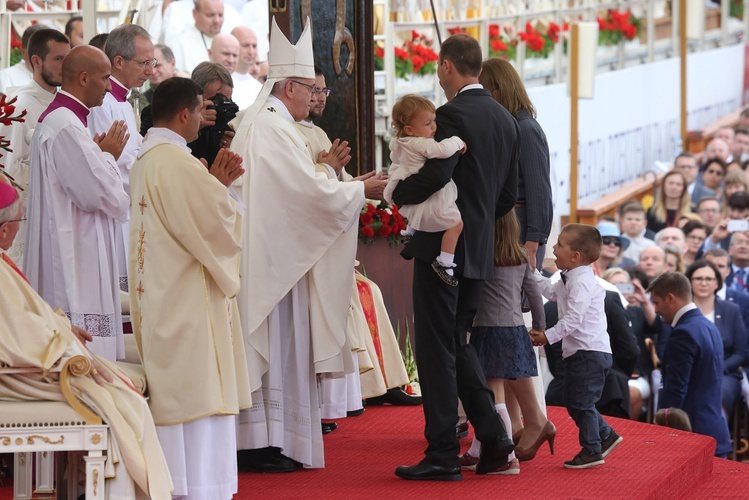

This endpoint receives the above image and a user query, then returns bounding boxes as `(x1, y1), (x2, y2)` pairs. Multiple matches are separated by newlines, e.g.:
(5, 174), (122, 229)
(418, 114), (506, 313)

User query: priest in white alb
(24, 45), (131, 361)
(0, 175), (173, 499)
(0, 28), (70, 269)
(230, 17), (387, 471)
(88, 24), (154, 296)
(129, 76), (252, 498)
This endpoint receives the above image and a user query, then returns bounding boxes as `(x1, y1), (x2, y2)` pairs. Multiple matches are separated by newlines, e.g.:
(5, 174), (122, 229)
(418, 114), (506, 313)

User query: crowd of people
(0, 3), (748, 498)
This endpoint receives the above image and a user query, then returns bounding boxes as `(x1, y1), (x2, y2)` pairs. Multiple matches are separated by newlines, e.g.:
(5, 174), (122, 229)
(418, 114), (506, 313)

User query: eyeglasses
(313, 88), (331, 97)
(1, 217), (26, 224)
(686, 235), (706, 243)
(290, 80), (319, 94)
(698, 208), (720, 214)
(602, 236), (622, 247)
(691, 276), (717, 283)
(127, 58), (158, 68)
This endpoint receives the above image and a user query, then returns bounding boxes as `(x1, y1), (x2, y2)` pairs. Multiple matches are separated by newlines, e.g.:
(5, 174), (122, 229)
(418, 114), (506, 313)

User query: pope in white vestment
(0, 80), (55, 268)
(129, 77), (251, 495)
(235, 94), (364, 468)
(24, 90), (129, 361)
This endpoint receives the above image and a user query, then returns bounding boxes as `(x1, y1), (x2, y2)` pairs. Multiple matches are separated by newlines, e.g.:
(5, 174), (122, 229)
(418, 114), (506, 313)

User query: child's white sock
(436, 251), (456, 276)
(467, 430), (482, 457)
(496, 403), (516, 461)
(400, 226), (416, 237)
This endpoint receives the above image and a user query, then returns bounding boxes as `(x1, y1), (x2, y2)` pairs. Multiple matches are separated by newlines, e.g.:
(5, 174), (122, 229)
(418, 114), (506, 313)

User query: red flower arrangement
(0, 94), (27, 190)
(359, 201), (408, 246)
(489, 22), (568, 61)
(597, 9), (642, 46)
(393, 30), (439, 79)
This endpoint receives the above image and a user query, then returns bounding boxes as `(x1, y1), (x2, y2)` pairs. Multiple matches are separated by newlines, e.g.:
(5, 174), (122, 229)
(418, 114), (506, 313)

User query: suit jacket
(659, 308), (732, 456)
(725, 288), (749, 331)
(690, 183), (717, 207)
(544, 291), (640, 418)
(714, 299), (748, 377)
(392, 88), (519, 280)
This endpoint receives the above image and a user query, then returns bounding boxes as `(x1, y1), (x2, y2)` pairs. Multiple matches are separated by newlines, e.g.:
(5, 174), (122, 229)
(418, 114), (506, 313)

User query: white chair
(0, 355), (109, 500)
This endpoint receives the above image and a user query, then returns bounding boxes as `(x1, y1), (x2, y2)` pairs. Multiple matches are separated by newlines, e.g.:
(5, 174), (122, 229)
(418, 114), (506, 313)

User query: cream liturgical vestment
(0, 80), (55, 268)
(128, 127), (251, 426)
(129, 128), (251, 497)
(170, 25), (212, 74)
(24, 90), (129, 361)
(89, 77), (142, 292)
(0, 255), (173, 499)
(233, 96), (364, 467)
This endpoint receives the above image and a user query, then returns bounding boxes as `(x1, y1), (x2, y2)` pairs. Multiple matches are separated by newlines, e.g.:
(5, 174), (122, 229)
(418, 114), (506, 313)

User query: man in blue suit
(648, 272), (732, 457)
(705, 248), (749, 330)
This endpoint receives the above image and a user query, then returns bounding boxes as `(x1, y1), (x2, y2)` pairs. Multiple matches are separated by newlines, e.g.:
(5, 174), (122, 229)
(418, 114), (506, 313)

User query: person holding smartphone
(701, 191), (749, 253)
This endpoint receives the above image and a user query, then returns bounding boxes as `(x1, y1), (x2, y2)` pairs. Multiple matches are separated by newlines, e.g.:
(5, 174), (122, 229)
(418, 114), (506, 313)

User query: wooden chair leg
(13, 452), (33, 500)
(34, 450), (55, 494)
(85, 452), (106, 500)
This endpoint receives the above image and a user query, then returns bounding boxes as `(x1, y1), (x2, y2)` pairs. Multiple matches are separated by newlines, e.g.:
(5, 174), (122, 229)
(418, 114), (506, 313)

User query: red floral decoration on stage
(0, 94), (27, 190)
(394, 30), (439, 79)
(597, 9), (642, 45)
(489, 22), (568, 60)
(359, 201), (408, 246)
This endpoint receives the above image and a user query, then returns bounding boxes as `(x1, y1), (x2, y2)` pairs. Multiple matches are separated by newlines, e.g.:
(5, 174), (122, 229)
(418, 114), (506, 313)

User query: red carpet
(3, 405), (749, 499)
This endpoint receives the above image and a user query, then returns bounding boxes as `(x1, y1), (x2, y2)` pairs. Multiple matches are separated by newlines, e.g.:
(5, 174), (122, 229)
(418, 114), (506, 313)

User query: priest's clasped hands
(202, 148), (245, 187)
(94, 119), (130, 161)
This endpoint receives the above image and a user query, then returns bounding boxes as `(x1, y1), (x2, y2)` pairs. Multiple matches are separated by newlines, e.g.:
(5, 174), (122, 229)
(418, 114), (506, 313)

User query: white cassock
(169, 25), (212, 75)
(0, 80), (55, 269)
(0, 61), (32, 95)
(233, 96), (364, 467)
(161, 0), (241, 63)
(295, 119), (367, 419)
(24, 90), (129, 361)
(240, 0), (269, 61)
(230, 72), (263, 110)
(89, 76), (141, 293)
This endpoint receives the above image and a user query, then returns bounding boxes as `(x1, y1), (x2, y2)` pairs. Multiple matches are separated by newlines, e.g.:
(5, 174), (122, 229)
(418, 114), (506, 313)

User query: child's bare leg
(441, 219), (463, 255)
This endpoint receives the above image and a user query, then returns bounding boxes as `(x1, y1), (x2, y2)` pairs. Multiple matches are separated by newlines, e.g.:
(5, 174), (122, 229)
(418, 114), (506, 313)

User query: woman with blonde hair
(646, 170), (692, 233)
(478, 57), (552, 270)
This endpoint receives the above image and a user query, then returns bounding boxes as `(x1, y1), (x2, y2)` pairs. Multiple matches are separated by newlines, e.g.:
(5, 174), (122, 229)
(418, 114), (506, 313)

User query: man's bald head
(209, 33), (239, 74)
(231, 26), (257, 74)
(62, 46), (112, 108)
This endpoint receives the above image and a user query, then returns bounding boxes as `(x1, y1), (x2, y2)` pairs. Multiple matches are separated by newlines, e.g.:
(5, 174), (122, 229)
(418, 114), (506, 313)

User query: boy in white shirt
(531, 223), (623, 469)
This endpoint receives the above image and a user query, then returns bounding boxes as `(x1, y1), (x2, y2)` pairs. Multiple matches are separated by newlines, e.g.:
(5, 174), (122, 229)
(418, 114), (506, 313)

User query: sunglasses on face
(602, 236), (622, 247)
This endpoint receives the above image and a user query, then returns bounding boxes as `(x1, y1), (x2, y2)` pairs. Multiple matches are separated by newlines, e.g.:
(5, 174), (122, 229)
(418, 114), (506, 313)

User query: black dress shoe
(476, 434), (515, 475)
(237, 447), (297, 473)
(347, 407), (365, 417)
(366, 387), (423, 406)
(395, 460), (462, 481)
(456, 421), (469, 439)
(321, 421), (338, 434)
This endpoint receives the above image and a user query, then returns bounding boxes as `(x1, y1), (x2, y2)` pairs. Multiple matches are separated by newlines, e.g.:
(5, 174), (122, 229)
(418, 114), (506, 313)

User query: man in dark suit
(648, 272), (732, 457)
(392, 34), (519, 481)
(704, 248), (749, 330)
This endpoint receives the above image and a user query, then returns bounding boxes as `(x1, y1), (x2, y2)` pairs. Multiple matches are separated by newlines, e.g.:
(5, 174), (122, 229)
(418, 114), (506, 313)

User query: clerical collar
(265, 95), (294, 123)
(297, 119), (314, 128)
(139, 127), (190, 156)
(109, 76), (129, 102)
(38, 89), (89, 126)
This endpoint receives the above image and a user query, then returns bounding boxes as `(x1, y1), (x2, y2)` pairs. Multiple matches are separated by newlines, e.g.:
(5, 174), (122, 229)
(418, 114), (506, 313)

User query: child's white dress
(383, 136), (465, 232)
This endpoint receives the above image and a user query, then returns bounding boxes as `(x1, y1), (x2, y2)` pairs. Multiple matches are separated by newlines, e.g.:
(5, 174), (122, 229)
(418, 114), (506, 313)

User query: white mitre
(230, 16), (314, 129)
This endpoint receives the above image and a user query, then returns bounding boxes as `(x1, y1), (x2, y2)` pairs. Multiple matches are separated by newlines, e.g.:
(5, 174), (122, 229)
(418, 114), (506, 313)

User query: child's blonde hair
(392, 94), (435, 138)
(494, 211), (527, 267)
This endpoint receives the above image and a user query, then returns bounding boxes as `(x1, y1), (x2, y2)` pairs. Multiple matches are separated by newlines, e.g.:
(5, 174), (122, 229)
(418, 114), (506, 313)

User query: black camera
(205, 93), (239, 132)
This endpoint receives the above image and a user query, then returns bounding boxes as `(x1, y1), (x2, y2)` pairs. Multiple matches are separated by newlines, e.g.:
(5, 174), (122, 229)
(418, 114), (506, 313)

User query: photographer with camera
(140, 62), (239, 167)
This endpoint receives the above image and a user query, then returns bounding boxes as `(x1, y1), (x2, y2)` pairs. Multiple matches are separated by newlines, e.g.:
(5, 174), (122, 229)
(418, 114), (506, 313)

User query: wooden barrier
(573, 174), (662, 226)
(576, 106), (744, 226)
